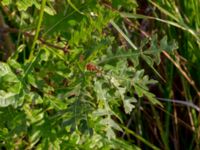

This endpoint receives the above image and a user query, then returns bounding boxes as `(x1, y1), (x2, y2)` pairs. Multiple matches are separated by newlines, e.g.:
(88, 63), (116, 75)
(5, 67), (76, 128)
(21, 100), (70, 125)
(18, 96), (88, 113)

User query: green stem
(151, 106), (170, 150)
(110, 20), (138, 50)
(28, 0), (47, 61)
(122, 126), (161, 150)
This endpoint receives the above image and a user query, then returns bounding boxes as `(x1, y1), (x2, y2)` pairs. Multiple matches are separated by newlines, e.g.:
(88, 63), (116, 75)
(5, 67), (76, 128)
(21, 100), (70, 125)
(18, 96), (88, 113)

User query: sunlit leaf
(1, 0), (12, 5)
(16, 0), (35, 11)
(0, 62), (22, 107)
(123, 98), (137, 114)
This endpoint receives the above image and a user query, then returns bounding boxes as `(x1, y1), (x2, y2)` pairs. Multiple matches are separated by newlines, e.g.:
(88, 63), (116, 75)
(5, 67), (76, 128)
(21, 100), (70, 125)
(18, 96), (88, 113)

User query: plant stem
(28, 0), (47, 61)
(122, 126), (161, 150)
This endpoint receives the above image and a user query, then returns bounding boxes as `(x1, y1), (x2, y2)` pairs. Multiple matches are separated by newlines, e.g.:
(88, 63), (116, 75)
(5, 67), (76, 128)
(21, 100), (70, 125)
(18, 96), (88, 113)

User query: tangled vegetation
(0, 0), (199, 149)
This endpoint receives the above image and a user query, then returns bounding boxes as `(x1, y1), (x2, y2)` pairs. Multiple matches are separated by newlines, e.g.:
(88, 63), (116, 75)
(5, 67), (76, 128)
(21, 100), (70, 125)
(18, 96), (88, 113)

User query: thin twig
(162, 51), (200, 98)
(0, 11), (15, 60)
(0, 27), (69, 53)
(157, 97), (200, 112)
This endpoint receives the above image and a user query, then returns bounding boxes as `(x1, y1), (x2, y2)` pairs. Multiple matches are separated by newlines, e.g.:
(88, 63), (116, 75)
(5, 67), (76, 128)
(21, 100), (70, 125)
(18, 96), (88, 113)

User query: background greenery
(0, 0), (199, 149)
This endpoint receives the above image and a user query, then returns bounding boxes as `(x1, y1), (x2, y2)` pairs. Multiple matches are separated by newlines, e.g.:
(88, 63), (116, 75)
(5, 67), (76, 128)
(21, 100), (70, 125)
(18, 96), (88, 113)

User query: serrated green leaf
(118, 87), (126, 100)
(160, 36), (178, 52)
(143, 90), (162, 106)
(134, 85), (144, 97)
(123, 98), (137, 114)
(16, 0), (35, 11)
(141, 54), (154, 67)
(100, 117), (122, 132)
(94, 81), (107, 101)
(106, 127), (116, 139)
(93, 109), (109, 117)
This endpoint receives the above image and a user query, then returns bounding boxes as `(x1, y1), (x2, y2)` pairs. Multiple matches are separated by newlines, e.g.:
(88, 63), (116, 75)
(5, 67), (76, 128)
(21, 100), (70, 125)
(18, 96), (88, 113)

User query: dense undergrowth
(0, 0), (199, 149)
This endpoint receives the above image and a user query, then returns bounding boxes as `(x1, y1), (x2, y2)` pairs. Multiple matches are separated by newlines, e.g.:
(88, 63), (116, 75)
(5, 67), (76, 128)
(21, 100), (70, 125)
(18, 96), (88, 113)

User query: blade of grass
(164, 62), (173, 146)
(24, 50), (43, 79)
(67, 0), (84, 15)
(122, 126), (161, 150)
(120, 12), (200, 45)
(148, 0), (179, 22)
(151, 105), (170, 150)
(110, 20), (138, 50)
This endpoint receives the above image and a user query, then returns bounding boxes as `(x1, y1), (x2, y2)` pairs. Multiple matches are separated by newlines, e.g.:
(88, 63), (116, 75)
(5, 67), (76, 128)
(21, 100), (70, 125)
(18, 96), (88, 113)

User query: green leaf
(142, 54), (154, 67)
(134, 84), (144, 97)
(16, 0), (35, 11)
(134, 84), (162, 106)
(106, 127), (116, 139)
(94, 80), (107, 101)
(67, 0), (84, 15)
(143, 90), (162, 106)
(123, 98), (137, 114)
(34, 1), (57, 15)
(1, 0), (12, 5)
(100, 117), (123, 132)
(160, 36), (179, 52)
(0, 91), (18, 107)
(93, 109), (109, 117)
(0, 62), (22, 107)
(118, 87), (126, 100)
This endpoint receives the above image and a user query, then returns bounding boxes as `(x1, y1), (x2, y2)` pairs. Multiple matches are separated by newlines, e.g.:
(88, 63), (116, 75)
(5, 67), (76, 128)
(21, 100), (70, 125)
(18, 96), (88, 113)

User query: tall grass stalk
(28, 0), (47, 61)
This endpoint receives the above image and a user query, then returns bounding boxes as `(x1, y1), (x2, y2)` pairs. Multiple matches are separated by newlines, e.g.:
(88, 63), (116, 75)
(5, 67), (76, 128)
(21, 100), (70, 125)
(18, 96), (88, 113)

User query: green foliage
(0, 0), (192, 149)
(2, 0), (56, 15)
(0, 62), (22, 107)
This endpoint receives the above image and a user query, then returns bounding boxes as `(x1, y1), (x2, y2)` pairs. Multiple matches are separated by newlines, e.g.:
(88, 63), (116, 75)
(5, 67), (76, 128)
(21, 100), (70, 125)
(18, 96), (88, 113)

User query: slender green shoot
(110, 20), (138, 50)
(28, 0), (47, 61)
(122, 126), (161, 150)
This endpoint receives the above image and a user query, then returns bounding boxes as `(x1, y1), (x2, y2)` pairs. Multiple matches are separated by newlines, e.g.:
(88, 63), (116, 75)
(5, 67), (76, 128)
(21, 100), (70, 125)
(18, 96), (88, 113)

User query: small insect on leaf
(86, 63), (98, 72)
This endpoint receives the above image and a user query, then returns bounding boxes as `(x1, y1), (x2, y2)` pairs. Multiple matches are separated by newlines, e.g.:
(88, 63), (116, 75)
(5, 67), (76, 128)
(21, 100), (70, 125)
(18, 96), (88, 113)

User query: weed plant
(0, 0), (199, 149)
